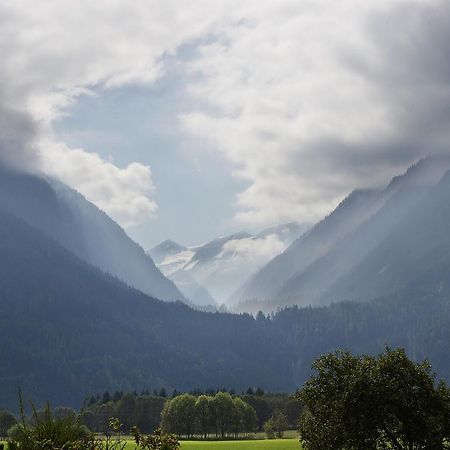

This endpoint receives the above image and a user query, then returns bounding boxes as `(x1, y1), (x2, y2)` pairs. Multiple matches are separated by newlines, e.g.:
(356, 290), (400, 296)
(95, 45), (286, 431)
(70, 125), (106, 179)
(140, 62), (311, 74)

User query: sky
(0, 0), (449, 249)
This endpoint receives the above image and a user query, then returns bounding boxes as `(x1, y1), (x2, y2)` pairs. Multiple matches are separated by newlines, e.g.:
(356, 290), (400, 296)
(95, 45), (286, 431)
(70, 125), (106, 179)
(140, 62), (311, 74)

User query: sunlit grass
(122, 438), (301, 450)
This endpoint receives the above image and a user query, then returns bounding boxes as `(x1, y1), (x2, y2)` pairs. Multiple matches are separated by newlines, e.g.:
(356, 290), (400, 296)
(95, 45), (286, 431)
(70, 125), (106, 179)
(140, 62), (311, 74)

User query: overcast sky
(0, 0), (449, 248)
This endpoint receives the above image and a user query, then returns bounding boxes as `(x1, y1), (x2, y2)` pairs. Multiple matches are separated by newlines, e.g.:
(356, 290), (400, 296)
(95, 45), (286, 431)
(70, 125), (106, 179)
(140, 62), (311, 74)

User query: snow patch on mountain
(149, 222), (310, 306)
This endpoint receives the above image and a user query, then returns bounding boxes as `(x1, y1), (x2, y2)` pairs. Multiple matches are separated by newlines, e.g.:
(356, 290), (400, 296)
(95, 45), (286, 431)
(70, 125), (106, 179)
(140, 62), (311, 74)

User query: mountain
(150, 239), (188, 265)
(3, 163), (450, 412)
(0, 208), (292, 410)
(149, 223), (310, 305)
(3, 205), (450, 412)
(235, 189), (386, 307)
(317, 166), (450, 304)
(0, 165), (184, 302)
(236, 155), (450, 312)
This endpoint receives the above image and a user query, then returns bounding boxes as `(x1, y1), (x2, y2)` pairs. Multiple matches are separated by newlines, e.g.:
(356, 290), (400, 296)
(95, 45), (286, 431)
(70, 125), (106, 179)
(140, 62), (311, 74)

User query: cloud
(220, 234), (286, 265)
(0, 106), (39, 171)
(1, 0), (449, 229)
(0, 0), (227, 227)
(181, 0), (450, 226)
(40, 140), (157, 226)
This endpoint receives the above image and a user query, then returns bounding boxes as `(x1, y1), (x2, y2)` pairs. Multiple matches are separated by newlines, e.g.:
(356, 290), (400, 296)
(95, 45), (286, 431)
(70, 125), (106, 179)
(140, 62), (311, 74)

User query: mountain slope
(0, 165), (183, 302)
(236, 155), (450, 311)
(318, 168), (450, 304)
(235, 189), (385, 306)
(2, 205), (450, 412)
(0, 209), (290, 410)
(276, 156), (450, 306)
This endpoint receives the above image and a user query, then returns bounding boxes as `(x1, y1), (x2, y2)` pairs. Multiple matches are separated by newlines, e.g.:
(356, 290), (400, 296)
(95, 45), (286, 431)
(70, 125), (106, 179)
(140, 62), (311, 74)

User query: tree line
(160, 392), (257, 439)
(78, 389), (301, 436)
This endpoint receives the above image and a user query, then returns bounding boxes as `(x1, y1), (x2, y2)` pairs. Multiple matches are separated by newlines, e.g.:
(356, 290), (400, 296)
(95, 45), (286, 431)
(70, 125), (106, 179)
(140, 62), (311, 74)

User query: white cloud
(0, 0), (228, 227)
(41, 140), (157, 227)
(1, 0), (449, 229)
(181, 0), (449, 226)
(220, 234), (286, 265)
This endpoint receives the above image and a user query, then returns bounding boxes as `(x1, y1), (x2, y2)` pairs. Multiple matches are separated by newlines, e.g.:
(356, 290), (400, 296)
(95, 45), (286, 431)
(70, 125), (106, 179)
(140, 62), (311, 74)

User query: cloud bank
(182, 0), (450, 225)
(1, 0), (449, 228)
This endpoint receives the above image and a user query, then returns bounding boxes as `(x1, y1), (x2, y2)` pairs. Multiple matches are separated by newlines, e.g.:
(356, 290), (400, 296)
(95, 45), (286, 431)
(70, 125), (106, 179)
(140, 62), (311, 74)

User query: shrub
(263, 418), (275, 439)
(132, 426), (180, 450)
(7, 393), (93, 450)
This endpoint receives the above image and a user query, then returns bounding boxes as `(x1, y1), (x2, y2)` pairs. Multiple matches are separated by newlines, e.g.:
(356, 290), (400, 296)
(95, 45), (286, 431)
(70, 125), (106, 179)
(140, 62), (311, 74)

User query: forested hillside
(2, 207), (450, 412)
(0, 210), (289, 410)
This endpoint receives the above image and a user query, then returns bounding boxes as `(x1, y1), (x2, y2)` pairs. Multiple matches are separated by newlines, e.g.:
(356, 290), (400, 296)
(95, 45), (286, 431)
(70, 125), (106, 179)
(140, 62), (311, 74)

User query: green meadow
(180, 440), (300, 450)
(1, 438), (302, 450)
(1, 438), (301, 450)
(123, 440), (301, 450)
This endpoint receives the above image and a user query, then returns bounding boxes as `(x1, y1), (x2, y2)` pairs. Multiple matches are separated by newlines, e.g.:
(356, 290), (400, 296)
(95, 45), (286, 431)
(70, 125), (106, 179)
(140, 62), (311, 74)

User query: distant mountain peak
(152, 239), (187, 254)
(150, 223), (309, 306)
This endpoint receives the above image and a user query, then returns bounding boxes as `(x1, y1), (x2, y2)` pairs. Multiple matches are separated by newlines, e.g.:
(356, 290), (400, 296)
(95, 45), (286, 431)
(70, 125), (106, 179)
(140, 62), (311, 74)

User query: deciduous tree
(297, 348), (450, 450)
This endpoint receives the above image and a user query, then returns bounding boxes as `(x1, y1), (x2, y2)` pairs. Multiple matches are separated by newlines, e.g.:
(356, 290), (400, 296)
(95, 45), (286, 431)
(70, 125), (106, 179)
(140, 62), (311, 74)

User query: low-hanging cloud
(0, 106), (39, 171)
(220, 234), (286, 265)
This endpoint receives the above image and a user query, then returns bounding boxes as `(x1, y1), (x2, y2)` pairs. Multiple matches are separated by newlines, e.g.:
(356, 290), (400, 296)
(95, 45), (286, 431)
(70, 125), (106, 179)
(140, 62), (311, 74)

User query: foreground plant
(7, 392), (92, 450)
(7, 391), (179, 450)
(132, 426), (180, 450)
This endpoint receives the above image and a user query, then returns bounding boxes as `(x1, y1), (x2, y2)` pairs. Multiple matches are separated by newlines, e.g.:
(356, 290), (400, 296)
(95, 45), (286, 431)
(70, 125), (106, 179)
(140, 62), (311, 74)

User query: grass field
(180, 440), (301, 450)
(1, 437), (302, 450)
(122, 439), (301, 449)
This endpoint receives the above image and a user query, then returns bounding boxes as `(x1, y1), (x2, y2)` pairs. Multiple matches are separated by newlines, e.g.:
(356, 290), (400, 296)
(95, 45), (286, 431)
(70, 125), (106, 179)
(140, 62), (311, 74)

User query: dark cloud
(354, 0), (450, 153)
(0, 105), (40, 171)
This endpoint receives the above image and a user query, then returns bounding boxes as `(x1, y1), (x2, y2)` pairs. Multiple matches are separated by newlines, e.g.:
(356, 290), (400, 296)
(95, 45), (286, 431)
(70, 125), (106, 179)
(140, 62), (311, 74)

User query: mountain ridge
(0, 165), (184, 302)
(235, 155), (450, 312)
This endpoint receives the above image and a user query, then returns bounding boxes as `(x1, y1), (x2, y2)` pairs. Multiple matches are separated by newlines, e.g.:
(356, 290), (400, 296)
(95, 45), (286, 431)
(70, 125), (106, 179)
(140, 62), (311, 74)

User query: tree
(195, 395), (212, 438)
(162, 394), (196, 438)
(53, 406), (76, 421)
(230, 397), (247, 438)
(263, 418), (275, 439)
(117, 393), (136, 431)
(213, 392), (234, 438)
(160, 400), (176, 435)
(297, 348), (450, 450)
(0, 410), (16, 437)
(272, 410), (288, 438)
(102, 391), (111, 404)
(241, 403), (258, 435)
(159, 388), (167, 398)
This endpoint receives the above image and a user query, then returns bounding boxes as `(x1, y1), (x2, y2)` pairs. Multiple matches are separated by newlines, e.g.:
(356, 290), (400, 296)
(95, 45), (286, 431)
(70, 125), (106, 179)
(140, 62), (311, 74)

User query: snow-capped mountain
(148, 222), (310, 306)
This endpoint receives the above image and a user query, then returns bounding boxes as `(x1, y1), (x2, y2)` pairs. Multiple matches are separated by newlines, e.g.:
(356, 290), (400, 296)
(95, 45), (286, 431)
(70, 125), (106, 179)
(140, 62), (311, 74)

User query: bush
(0, 410), (16, 437)
(7, 423), (21, 440)
(132, 426), (180, 450)
(263, 418), (275, 439)
(7, 393), (93, 450)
